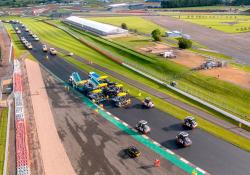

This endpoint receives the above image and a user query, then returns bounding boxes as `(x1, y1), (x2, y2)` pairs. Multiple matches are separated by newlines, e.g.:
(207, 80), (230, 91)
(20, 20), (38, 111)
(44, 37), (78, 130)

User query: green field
(2, 17), (250, 151)
(0, 108), (8, 175)
(88, 16), (167, 34)
(172, 15), (250, 33)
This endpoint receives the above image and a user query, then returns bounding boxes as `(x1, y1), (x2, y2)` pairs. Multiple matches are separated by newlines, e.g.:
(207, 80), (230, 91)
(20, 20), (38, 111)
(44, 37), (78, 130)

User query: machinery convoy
(68, 72), (131, 107)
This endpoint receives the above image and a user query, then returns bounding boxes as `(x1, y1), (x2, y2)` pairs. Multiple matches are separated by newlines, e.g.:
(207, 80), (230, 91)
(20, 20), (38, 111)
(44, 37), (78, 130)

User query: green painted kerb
(80, 95), (206, 175)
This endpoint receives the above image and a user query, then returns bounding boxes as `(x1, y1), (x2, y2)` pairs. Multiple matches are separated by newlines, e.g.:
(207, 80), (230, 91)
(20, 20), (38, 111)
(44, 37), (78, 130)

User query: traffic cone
(154, 159), (160, 167)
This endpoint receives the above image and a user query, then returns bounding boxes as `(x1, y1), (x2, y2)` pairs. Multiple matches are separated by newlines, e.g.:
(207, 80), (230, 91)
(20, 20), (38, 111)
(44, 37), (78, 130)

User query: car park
(126, 146), (140, 158)
(142, 97), (154, 108)
(49, 48), (57, 55)
(135, 120), (151, 134)
(176, 132), (192, 147)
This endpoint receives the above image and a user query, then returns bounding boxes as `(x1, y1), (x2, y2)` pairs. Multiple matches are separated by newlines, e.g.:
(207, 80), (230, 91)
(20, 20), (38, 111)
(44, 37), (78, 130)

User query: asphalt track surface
(14, 23), (250, 175)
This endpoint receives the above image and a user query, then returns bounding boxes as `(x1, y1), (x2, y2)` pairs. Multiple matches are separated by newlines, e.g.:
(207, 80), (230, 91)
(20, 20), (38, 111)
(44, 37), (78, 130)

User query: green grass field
(2, 16), (250, 151)
(172, 15), (250, 33)
(88, 16), (167, 34)
(0, 108), (8, 175)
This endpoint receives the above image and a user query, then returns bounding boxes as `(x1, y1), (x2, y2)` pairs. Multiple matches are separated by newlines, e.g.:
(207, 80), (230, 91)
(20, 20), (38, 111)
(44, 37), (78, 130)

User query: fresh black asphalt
(13, 23), (250, 175)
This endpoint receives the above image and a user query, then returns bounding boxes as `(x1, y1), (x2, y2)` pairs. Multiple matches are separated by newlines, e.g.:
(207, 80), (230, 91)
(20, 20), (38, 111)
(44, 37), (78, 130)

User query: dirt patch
(201, 67), (250, 89)
(139, 43), (250, 90)
(139, 43), (205, 68)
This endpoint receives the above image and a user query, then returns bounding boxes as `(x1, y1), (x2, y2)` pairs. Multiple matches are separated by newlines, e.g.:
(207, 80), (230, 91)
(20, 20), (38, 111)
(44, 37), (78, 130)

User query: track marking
(106, 112), (111, 115)
(142, 135), (149, 139)
(153, 141), (160, 146)
(122, 122), (128, 126)
(196, 167), (207, 174)
(166, 149), (174, 155)
(113, 116), (120, 121)
(180, 158), (190, 164)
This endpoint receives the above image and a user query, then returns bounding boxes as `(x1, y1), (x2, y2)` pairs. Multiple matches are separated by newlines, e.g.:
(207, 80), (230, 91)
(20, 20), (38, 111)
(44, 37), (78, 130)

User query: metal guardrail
(122, 63), (250, 127)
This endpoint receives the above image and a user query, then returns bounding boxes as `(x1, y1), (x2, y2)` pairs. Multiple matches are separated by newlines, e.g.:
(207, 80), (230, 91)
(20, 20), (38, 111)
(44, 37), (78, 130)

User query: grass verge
(0, 108), (8, 175)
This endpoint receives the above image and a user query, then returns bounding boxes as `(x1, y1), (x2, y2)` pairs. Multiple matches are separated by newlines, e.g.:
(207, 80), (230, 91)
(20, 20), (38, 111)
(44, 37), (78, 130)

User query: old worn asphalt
(13, 22), (250, 175)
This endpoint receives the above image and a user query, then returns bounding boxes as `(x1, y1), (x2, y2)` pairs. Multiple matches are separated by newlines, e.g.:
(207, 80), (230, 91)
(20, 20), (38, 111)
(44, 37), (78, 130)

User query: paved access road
(144, 16), (250, 65)
(13, 22), (250, 175)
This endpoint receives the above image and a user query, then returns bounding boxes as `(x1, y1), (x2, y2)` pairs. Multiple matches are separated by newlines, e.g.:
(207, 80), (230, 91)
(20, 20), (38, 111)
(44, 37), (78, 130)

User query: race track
(13, 22), (250, 175)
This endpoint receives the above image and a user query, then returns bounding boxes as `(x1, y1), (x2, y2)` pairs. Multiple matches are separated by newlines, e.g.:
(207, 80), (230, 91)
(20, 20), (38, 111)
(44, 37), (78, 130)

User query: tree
(178, 37), (192, 49)
(151, 29), (161, 41)
(121, 23), (128, 30)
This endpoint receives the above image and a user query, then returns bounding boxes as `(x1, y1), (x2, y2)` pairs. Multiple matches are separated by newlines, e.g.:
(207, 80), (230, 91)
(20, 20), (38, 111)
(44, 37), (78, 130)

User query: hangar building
(64, 16), (128, 36)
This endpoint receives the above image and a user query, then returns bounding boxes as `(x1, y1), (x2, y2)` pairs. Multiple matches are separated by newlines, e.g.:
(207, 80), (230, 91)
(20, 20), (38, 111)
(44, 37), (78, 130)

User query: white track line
(106, 112), (111, 115)
(180, 158), (190, 164)
(113, 116), (120, 121)
(196, 167), (207, 174)
(153, 141), (160, 146)
(122, 122), (128, 126)
(142, 135), (149, 139)
(166, 149), (174, 155)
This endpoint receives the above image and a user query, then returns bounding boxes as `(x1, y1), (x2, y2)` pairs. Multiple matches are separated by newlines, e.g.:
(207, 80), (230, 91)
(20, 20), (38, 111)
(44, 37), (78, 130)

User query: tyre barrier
(13, 60), (30, 175)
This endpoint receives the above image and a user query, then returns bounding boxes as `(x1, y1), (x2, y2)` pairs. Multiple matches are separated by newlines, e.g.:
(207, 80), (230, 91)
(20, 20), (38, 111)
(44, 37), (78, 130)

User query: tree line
(161, 0), (250, 8)
(0, 0), (72, 7)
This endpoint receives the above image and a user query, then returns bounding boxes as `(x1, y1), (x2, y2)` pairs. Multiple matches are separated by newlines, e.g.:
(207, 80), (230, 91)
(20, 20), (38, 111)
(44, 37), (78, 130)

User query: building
(144, 0), (162, 8)
(108, 3), (145, 11)
(64, 16), (128, 36)
(166, 30), (191, 39)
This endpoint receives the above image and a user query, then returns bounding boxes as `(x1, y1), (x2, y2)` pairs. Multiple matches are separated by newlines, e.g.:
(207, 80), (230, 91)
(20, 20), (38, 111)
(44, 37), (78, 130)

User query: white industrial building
(64, 16), (128, 36)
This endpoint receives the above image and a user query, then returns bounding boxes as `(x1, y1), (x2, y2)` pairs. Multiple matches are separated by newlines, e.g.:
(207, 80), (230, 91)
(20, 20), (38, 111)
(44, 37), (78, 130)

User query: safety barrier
(13, 60), (30, 175)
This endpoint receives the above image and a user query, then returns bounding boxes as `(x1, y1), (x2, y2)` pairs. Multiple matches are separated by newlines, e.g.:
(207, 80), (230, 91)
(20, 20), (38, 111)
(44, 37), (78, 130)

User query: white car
(42, 45), (48, 52)
(16, 30), (21, 34)
(49, 48), (57, 55)
(34, 37), (39, 41)
(135, 120), (151, 134)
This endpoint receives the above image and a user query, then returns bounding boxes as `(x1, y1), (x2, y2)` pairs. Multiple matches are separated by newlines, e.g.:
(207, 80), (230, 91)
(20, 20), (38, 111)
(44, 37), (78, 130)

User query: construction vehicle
(111, 92), (131, 107)
(142, 97), (154, 108)
(87, 89), (106, 104)
(68, 72), (86, 91)
(103, 84), (123, 98)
